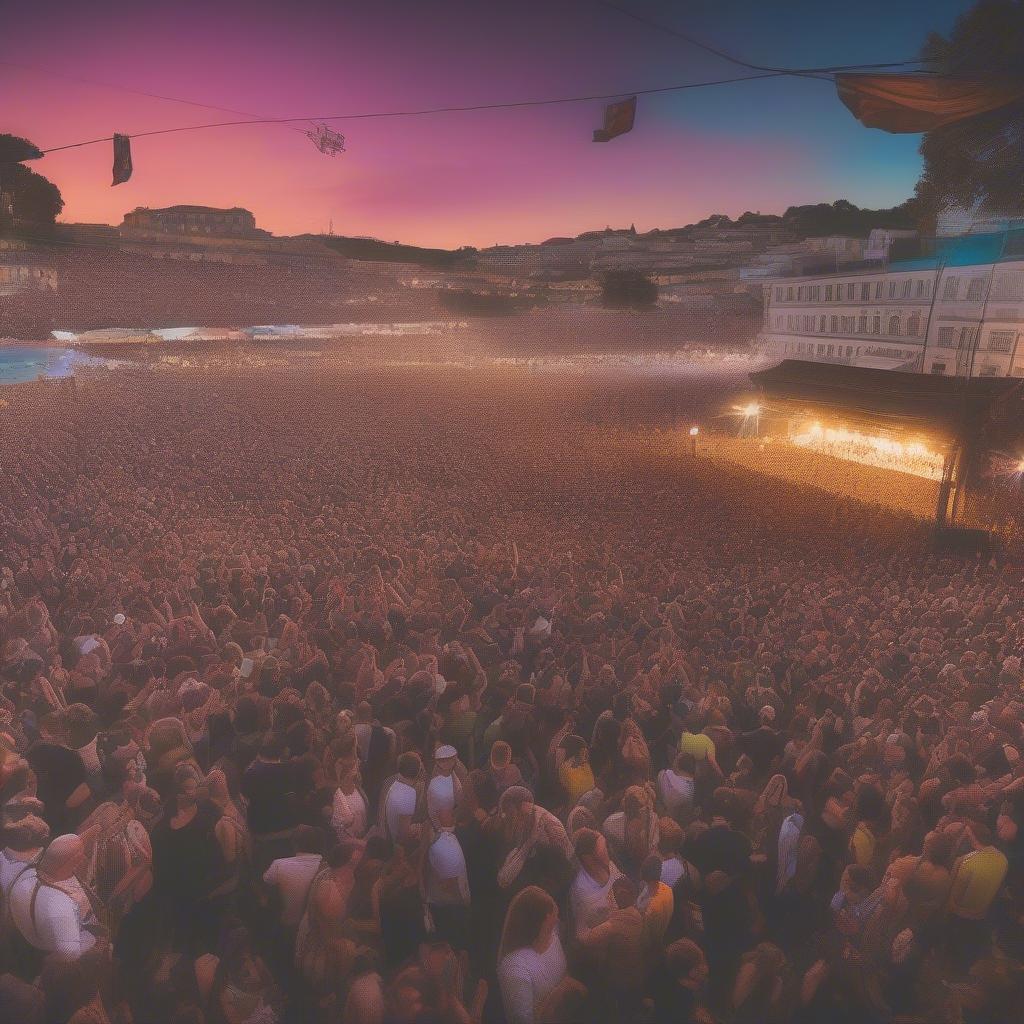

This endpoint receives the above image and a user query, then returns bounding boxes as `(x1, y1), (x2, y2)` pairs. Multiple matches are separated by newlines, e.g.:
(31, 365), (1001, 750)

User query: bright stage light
(689, 426), (699, 436)
(790, 423), (944, 480)
(742, 403), (760, 417)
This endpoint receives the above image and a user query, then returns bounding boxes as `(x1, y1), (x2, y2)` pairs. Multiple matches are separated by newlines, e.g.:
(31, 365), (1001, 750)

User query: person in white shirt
(426, 807), (471, 950)
(331, 764), (369, 844)
(381, 753), (422, 842)
(426, 745), (462, 830)
(262, 826), (325, 932)
(657, 752), (696, 819)
(498, 886), (570, 1024)
(10, 834), (97, 963)
(0, 815), (49, 899)
(569, 828), (621, 940)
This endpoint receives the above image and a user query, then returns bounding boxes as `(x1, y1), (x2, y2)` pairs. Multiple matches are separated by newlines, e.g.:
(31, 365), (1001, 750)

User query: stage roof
(750, 360), (1024, 445)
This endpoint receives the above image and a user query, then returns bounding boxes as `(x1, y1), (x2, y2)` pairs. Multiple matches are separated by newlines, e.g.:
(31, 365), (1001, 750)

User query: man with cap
(427, 745), (463, 830)
(9, 834), (100, 963)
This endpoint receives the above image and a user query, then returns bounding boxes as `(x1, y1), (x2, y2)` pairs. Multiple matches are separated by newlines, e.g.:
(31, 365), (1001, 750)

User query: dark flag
(836, 73), (1024, 134)
(593, 96), (637, 142)
(112, 134), (133, 186)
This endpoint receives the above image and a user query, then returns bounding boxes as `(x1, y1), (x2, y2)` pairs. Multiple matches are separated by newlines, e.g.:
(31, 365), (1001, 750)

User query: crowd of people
(0, 354), (1022, 1023)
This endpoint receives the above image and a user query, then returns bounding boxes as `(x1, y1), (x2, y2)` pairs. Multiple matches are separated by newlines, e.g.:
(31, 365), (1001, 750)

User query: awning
(836, 73), (1024, 133)
(853, 354), (917, 371)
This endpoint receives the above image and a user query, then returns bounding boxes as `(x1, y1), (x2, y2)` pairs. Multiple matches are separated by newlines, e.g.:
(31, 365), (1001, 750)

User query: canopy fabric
(593, 96), (637, 142)
(750, 359), (1024, 445)
(835, 73), (1024, 133)
(853, 354), (918, 371)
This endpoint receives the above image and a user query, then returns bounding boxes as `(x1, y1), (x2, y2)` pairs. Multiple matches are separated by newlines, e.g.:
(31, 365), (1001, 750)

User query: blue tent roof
(893, 228), (1024, 271)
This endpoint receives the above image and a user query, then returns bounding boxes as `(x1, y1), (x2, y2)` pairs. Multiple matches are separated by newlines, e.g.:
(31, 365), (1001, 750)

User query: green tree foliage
(915, 0), (1024, 225)
(600, 269), (658, 310)
(0, 134), (63, 231)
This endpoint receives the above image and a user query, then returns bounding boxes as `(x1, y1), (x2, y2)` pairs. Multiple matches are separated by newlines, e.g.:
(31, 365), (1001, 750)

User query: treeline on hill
(681, 199), (920, 238)
(313, 235), (477, 268)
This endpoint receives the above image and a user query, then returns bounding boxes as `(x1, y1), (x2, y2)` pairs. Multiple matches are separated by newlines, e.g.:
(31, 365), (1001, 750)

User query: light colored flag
(512, 627), (525, 655)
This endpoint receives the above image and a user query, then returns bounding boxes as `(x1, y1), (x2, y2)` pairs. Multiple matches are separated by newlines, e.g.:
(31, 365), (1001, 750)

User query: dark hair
(327, 843), (357, 869)
(293, 825), (326, 856)
(398, 752), (421, 780)
(665, 938), (704, 979)
(259, 736), (285, 760)
(500, 886), (555, 956)
(846, 864), (871, 892)
(641, 853), (662, 883)
(612, 876), (638, 908)
(573, 827), (601, 860)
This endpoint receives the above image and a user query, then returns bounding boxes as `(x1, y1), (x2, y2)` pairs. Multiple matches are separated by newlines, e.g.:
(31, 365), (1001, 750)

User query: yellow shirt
(642, 881), (674, 949)
(948, 847), (1008, 920)
(560, 760), (596, 805)
(851, 823), (876, 869)
(679, 731), (715, 762)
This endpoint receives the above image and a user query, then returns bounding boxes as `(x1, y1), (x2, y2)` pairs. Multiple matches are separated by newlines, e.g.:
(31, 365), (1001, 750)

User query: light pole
(689, 425), (699, 457)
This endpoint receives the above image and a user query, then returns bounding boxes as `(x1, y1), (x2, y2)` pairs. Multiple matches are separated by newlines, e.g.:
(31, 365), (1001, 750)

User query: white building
(758, 231), (1024, 377)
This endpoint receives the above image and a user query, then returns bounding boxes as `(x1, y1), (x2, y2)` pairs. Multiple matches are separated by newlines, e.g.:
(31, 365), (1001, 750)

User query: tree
(914, 0), (1024, 227)
(0, 134), (63, 232)
(600, 270), (658, 310)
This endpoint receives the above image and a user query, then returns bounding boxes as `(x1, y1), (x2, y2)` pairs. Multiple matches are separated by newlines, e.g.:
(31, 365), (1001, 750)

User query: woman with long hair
(497, 886), (572, 1024)
(601, 785), (660, 875)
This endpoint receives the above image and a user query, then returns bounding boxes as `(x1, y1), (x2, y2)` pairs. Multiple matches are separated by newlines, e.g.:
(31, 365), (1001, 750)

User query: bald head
(39, 834), (85, 881)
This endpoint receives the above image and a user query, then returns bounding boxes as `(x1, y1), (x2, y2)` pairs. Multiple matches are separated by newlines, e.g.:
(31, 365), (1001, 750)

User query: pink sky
(2, 1), (947, 248)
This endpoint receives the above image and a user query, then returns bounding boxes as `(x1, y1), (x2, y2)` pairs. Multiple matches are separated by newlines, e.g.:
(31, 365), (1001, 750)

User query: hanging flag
(112, 134), (133, 186)
(593, 96), (637, 142)
(835, 73), (1024, 134)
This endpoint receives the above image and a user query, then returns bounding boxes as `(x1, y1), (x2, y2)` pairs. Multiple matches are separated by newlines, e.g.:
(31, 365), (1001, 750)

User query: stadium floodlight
(743, 403), (761, 417)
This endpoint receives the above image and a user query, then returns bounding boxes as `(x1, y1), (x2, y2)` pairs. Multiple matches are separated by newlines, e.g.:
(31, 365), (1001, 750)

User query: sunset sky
(3, 0), (973, 248)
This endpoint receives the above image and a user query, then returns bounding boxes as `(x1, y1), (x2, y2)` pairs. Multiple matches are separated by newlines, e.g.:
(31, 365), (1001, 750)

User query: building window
(966, 278), (986, 301)
(819, 315), (826, 331)
(797, 286), (805, 301)
(989, 330), (1014, 352)
(830, 315), (839, 332)
(907, 314), (921, 336)
(931, 363), (946, 374)
(888, 281), (898, 298)
(875, 281), (883, 299)
(860, 282), (870, 301)
(846, 283), (855, 300)
(846, 345), (853, 357)
(775, 316), (782, 329)
(775, 287), (783, 302)
(787, 287), (794, 300)
(943, 276), (959, 301)
(994, 270), (1024, 300)
(980, 365), (998, 377)
(817, 344), (825, 355)
(916, 280), (925, 298)
(902, 280), (912, 297)
(872, 315), (881, 334)
(825, 285), (833, 301)
(857, 315), (867, 333)
(888, 316), (901, 336)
